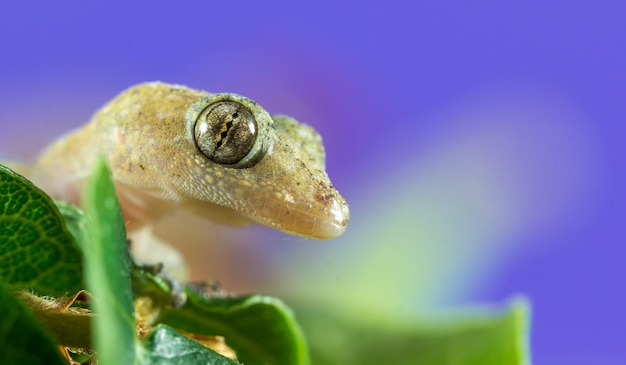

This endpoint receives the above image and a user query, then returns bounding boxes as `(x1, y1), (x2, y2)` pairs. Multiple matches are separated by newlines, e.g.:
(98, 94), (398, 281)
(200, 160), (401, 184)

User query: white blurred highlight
(275, 87), (603, 316)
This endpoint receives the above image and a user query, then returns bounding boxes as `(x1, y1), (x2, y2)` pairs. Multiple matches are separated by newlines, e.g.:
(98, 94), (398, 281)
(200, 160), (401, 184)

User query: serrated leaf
(80, 156), (137, 364)
(299, 297), (531, 365)
(157, 290), (309, 365)
(0, 281), (66, 365)
(0, 164), (83, 297)
(143, 324), (241, 365)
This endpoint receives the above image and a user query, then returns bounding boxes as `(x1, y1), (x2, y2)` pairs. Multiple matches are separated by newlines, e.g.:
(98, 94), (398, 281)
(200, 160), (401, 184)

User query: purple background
(1, 2), (624, 363)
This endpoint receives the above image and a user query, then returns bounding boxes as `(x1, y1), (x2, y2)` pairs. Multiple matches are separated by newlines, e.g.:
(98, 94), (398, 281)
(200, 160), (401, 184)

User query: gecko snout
(318, 195), (350, 239)
(251, 188), (350, 240)
(288, 191), (350, 240)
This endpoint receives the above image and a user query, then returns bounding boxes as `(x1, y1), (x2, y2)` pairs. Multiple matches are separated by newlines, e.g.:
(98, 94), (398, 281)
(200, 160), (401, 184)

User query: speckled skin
(31, 82), (349, 239)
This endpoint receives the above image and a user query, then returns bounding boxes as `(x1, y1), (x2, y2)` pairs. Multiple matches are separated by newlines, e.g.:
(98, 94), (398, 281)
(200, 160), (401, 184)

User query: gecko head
(182, 92), (350, 239)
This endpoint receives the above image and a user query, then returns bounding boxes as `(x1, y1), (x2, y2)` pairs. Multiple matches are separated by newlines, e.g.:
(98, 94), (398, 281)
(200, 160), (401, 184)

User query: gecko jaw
(246, 192), (350, 240)
(315, 196), (350, 239)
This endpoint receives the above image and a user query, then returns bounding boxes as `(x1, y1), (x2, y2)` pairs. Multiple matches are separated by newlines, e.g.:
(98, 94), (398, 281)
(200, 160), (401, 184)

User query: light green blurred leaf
(299, 297), (531, 365)
(80, 156), (137, 365)
(54, 200), (86, 250)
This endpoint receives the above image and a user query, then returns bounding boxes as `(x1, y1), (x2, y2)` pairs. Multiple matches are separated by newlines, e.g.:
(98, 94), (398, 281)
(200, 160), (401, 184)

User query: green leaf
(0, 164), (83, 297)
(80, 156), (137, 364)
(0, 281), (66, 365)
(54, 201), (87, 251)
(143, 324), (241, 365)
(155, 289), (309, 365)
(299, 297), (531, 365)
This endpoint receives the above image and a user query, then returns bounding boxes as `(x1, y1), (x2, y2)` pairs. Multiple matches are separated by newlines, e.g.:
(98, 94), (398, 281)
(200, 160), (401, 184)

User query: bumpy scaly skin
(31, 82), (349, 239)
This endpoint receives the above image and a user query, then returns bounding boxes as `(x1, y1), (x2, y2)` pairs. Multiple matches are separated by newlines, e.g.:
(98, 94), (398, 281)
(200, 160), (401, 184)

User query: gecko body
(29, 82), (349, 241)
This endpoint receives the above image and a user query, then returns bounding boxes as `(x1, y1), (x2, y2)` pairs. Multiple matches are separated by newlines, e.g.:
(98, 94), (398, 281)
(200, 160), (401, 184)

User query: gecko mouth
(245, 192), (350, 240)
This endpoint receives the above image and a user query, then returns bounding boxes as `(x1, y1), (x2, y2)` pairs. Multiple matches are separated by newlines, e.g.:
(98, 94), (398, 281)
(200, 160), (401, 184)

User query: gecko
(15, 82), (350, 276)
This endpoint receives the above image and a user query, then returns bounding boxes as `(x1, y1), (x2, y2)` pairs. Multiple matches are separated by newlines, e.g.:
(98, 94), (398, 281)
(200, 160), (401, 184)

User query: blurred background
(1, 1), (624, 363)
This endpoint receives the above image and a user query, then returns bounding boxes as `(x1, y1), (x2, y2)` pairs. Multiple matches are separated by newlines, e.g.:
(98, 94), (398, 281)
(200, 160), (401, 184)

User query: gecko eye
(194, 101), (259, 166)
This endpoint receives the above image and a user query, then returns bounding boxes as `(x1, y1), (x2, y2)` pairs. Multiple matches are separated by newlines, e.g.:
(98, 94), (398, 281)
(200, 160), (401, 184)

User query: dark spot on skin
(139, 164), (145, 170)
(315, 192), (333, 204)
(317, 181), (329, 190)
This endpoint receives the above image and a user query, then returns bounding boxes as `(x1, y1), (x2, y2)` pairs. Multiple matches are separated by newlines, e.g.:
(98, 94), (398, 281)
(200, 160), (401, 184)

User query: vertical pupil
(216, 112), (238, 149)
(195, 101), (262, 166)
